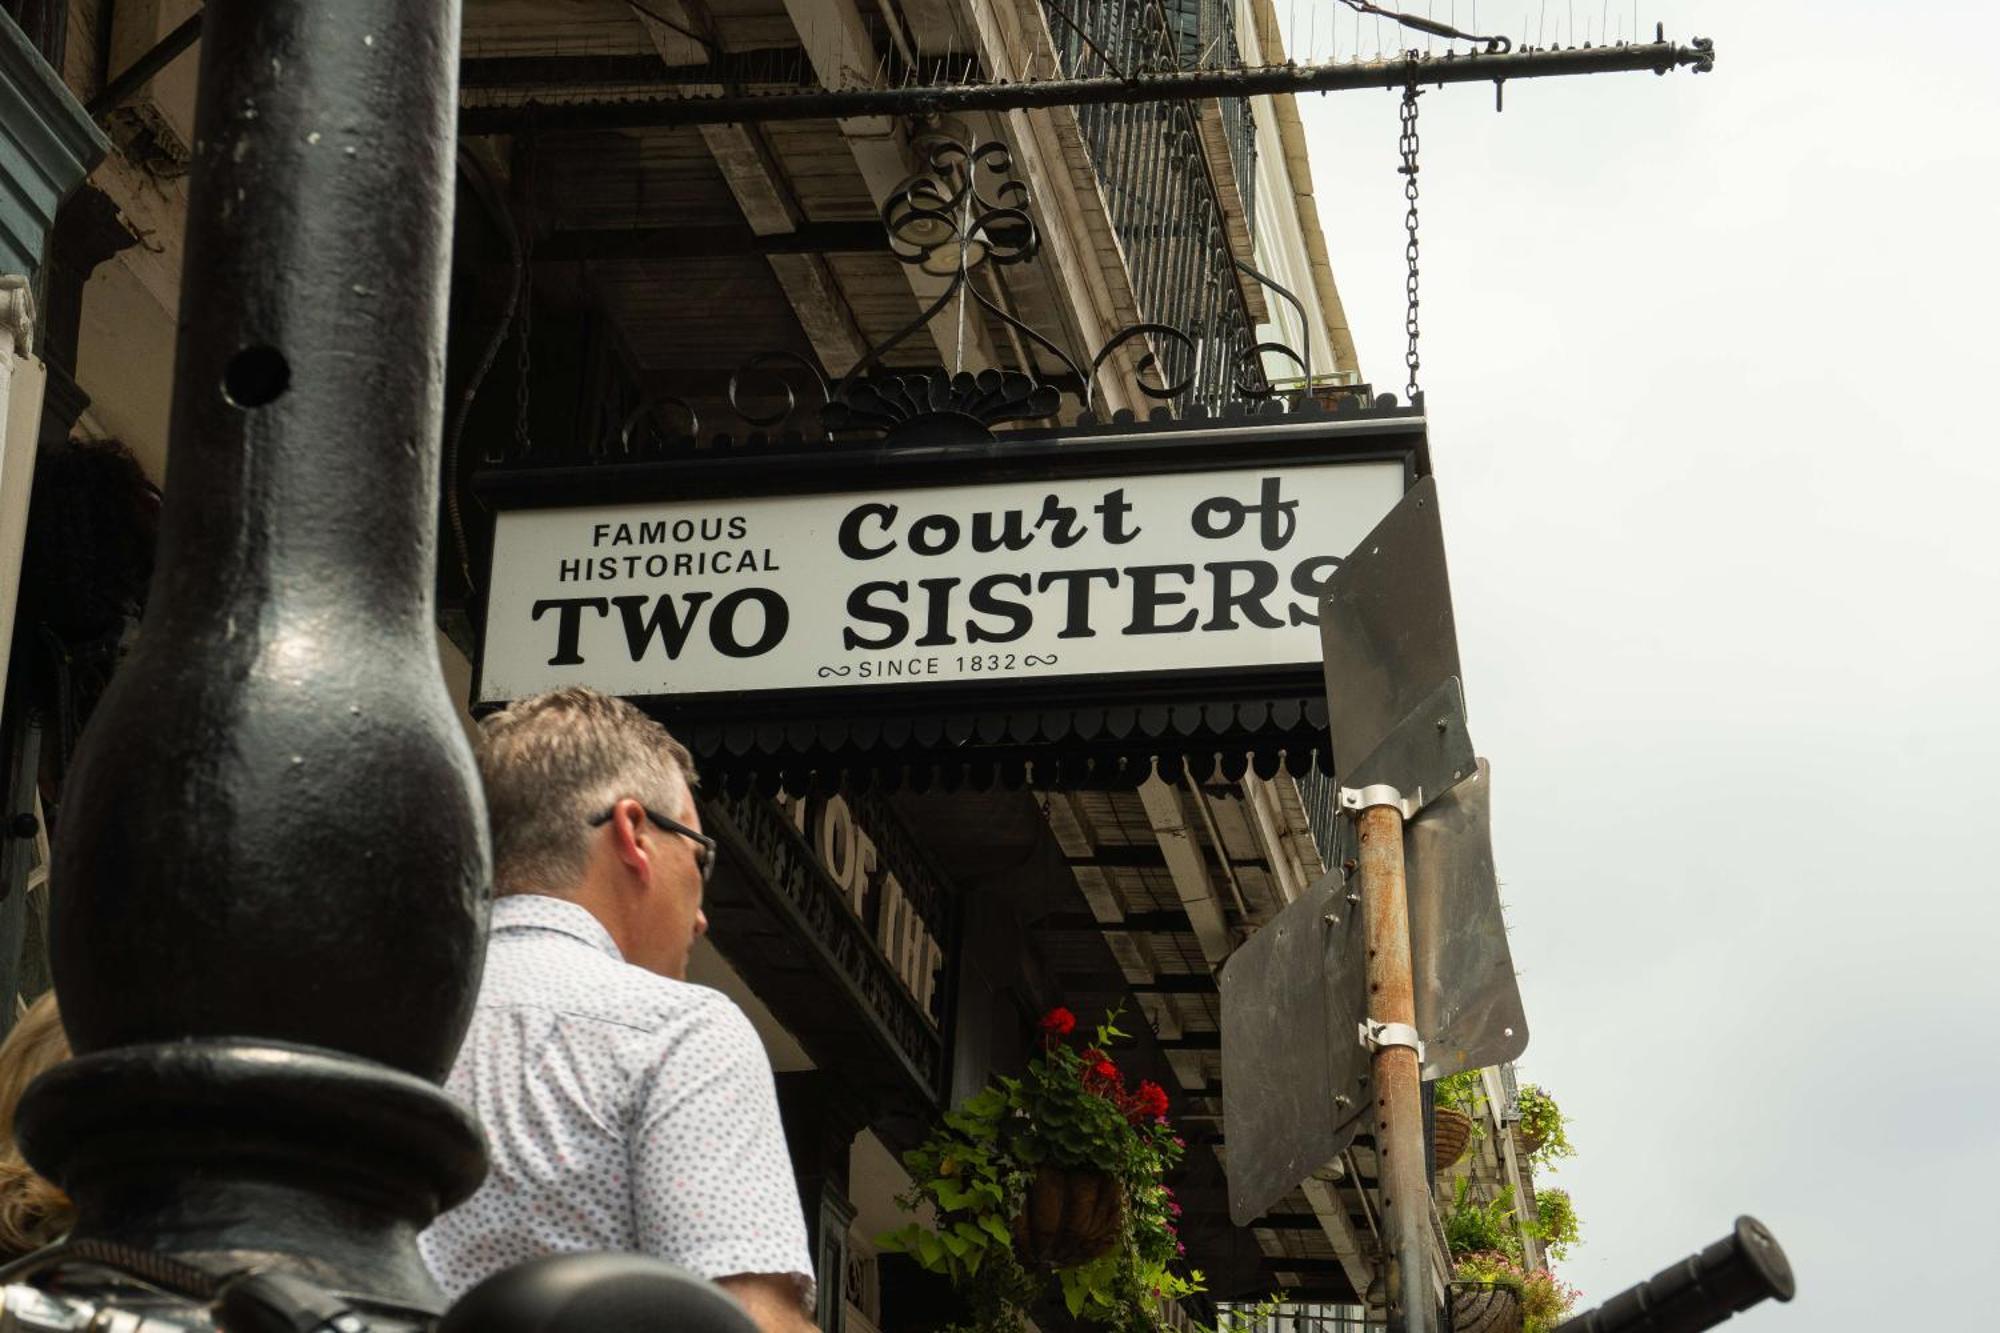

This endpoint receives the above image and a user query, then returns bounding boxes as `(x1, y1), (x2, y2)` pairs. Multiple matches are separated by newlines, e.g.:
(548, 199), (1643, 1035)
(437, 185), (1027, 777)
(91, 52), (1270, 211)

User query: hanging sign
(474, 418), (1419, 707)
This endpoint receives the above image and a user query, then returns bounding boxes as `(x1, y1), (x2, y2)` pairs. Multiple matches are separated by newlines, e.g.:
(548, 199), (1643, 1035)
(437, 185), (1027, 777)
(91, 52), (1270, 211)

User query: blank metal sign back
(1319, 475), (1461, 778)
(1220, 867), (1370, 1225)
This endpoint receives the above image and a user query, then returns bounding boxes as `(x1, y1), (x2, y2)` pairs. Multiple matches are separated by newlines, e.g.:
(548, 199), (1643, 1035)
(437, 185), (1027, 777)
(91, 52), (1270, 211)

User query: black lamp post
(16, 0), (486, 1311)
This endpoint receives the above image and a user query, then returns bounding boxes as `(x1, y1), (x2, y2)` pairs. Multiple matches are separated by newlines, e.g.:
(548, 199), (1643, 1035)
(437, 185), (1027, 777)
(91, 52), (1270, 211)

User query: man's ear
(607, 798), (653, 880)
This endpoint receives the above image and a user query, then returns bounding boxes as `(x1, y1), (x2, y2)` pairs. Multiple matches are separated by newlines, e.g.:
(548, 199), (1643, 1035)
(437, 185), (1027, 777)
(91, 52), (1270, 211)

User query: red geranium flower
(1039, 1007), (1077, 1038)
(1131, 1080), (1170, 1121)
(1094, 1058), (1121, 1083)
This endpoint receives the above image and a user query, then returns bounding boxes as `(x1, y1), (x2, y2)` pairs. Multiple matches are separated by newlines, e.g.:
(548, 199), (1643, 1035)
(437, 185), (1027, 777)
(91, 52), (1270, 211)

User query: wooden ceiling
(460, 0), (1169, 425)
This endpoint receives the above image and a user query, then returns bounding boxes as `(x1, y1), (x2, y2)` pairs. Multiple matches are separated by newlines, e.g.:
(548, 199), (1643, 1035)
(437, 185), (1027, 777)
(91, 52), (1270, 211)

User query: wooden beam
(461, 48), (814, 89)
(538, 221), (892, 262)
(1267, 1259), (1351, 1276)
(777, 0), (1001, 373)
(1156, 1033), (1221, 1051)
(634, 0), (869, 375)
(1138, 777), (1236, 965)
(1302, 1173), (1379, 1306)
(1130, 976), (1218, 995)
(1064, 844), (1266, 871)
(1253, 1212), (1324, 1231)
(1037, 910), (1192, 934)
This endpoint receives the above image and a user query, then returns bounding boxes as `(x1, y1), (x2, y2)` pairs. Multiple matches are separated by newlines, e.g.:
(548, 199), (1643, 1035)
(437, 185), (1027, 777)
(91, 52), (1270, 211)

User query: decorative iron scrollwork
(729, 351), (831, 432)
(1088, 323), (1199, 407)
(614, 131), (1322, 448)
(839, 136), (1091, 410)
(822, 368), (1062, 443)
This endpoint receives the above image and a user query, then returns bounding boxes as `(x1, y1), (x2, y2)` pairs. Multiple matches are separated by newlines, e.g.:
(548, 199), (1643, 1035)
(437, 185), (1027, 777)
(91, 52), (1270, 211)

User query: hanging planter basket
(1516, 1122), (1548, 1157)
(1012, 1164), (1125, 1267)
(1451, 1283), (1524, 1333)
(1433, 1106), (1474, 1168)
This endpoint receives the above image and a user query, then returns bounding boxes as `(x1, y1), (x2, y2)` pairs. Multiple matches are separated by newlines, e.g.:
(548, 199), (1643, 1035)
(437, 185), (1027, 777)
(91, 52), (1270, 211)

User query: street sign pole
(1223, 477), (1528, 1331)
(1356, 798), (1433, 1333)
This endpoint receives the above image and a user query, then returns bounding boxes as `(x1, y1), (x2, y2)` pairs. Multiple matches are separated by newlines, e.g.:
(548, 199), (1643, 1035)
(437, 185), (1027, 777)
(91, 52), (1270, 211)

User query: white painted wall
(1233, 0), (1359, 384)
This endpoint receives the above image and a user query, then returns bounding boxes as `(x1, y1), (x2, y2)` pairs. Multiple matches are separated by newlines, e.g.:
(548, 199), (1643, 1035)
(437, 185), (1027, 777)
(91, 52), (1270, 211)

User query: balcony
(1041, 0), (1266, 408)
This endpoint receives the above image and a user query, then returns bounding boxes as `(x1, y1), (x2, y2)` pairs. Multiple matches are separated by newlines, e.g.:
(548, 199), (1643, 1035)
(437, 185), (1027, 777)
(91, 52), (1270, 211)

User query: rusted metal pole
(1358, 803), (1434, 1333)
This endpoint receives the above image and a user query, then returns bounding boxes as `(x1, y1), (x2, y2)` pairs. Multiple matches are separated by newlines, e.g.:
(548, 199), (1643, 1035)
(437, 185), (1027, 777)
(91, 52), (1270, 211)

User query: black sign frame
(471, 402), (1429, 787)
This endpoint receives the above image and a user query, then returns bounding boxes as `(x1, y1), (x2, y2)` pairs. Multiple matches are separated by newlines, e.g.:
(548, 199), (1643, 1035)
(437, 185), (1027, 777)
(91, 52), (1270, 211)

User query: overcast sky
(1282, 1), (1999, 1324)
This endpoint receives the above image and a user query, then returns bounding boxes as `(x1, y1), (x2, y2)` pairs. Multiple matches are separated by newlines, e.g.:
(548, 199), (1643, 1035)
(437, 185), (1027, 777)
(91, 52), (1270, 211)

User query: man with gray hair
(421, 687), (816, 1333)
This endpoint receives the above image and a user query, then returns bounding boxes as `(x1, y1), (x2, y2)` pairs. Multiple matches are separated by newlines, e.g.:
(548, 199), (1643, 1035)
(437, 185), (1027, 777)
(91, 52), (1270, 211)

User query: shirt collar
(491, 893), (625, 962)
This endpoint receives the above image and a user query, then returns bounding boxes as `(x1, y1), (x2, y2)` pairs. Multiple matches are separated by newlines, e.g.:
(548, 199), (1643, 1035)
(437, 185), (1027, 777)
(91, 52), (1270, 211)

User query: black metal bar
(86, 7), (203, 120)
(461, 48), (988, 91)
(459, 40), (1714, 132)
(1156, 1032), (1222, 1050)
(462, 48), (809, 89)
(536, 220), (893, 262)
(1551, 1218), (1794, 1333)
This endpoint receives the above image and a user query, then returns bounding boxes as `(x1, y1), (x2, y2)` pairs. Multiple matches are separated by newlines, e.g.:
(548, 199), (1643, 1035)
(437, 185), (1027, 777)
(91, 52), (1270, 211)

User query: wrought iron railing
(1042, 0), (1262, 408)
(1497, 1060), (1523, 1124)
(1215, 1302), (1370, 1333)
(1161, 0), (1259, 238)
(1297, 757), (1343, 870)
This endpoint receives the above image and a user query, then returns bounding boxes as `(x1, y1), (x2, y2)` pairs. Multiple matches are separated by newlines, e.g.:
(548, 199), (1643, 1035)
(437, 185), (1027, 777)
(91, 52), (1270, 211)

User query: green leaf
(940, 1231), (970, 1258)
(915, 1232), (945, 1269)
(980, 1214), (1013, 1245)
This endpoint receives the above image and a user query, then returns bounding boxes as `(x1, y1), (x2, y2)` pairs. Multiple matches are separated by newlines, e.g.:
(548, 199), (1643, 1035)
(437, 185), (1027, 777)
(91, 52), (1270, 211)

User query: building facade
(0, 0), (1530, 1329)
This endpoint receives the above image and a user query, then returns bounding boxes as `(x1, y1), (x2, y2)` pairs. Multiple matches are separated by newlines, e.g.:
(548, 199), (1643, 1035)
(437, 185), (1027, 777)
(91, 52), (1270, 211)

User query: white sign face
(478, 461), (1407, 702)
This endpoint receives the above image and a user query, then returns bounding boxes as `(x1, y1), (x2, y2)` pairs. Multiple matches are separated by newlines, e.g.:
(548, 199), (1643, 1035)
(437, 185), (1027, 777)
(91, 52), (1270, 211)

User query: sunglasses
(588, 804), (717, 884)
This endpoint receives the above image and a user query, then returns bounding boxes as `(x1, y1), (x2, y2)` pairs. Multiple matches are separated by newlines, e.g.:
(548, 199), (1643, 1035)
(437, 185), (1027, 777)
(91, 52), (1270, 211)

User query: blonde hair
(0, 992), (73, 1258)
(477, 687), (698, 897)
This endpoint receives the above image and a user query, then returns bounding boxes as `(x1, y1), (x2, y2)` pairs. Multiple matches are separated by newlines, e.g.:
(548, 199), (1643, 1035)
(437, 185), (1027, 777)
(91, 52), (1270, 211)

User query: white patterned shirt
(419, 894), (815, 1301)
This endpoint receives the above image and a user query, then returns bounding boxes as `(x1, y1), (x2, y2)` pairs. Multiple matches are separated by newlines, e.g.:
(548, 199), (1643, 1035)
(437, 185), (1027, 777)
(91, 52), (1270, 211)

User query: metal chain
(1398, 80), (1421, 403)
(512, 224), (536, 459)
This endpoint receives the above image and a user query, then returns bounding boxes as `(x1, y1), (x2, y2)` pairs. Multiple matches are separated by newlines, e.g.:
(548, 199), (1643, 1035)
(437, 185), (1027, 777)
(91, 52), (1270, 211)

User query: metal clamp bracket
(1338, 783), (1419, 820)
(1359, 1019), (1426, 1062)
